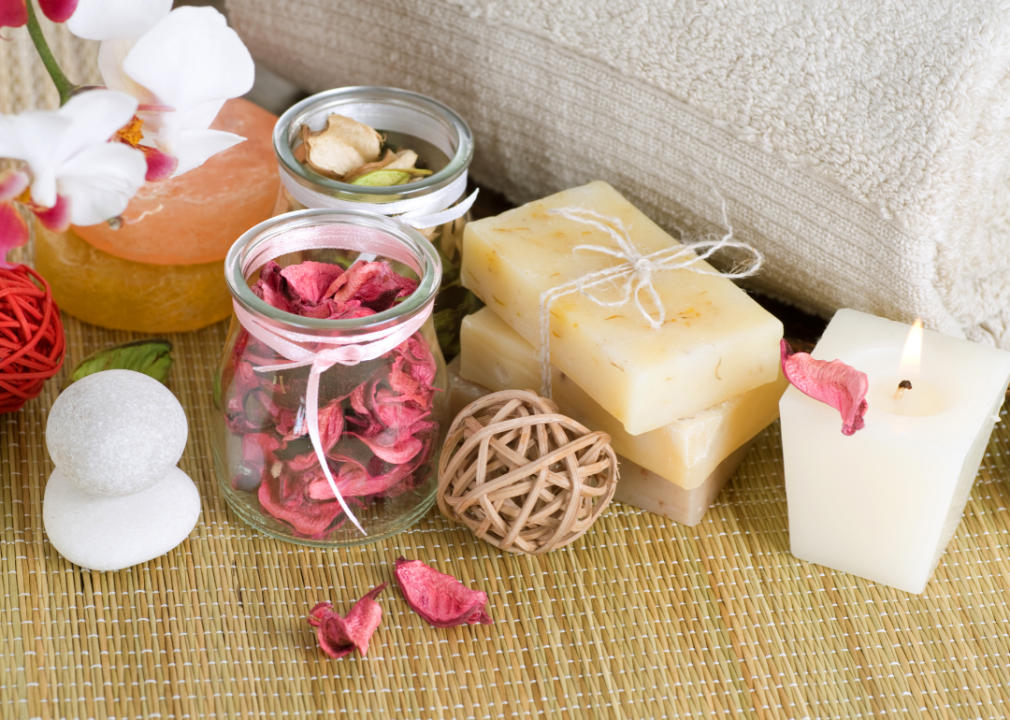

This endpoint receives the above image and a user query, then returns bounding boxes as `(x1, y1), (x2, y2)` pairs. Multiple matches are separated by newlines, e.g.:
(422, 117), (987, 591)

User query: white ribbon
(536, 206), (763, 398)
(280, 167), (479, 229)
(234, 225), (433, 536)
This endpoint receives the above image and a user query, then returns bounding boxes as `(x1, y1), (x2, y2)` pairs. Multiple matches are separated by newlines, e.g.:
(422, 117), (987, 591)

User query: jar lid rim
(274, 86), (474, 201)
(225, 209), (441, 332)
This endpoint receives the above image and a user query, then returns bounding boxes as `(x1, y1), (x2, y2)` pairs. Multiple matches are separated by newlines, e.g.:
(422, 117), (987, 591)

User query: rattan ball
(438, 389), (618, 555)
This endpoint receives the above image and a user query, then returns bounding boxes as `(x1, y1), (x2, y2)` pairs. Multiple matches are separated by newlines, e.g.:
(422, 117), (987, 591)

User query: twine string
(536, 202), (763, 398)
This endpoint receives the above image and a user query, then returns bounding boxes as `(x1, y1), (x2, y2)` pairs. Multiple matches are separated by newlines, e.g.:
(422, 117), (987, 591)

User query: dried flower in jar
(225, 259), (440, 537)
(300, 115), (432, 187)
(301, 114), (382, 178)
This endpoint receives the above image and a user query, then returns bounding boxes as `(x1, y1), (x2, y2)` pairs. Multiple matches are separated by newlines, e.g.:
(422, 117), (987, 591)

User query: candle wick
(893, 379), (912, 399)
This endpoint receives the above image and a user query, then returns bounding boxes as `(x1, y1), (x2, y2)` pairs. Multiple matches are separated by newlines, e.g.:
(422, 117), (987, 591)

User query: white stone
(46, 370), (188, 497)
(43, 466), (201, 572)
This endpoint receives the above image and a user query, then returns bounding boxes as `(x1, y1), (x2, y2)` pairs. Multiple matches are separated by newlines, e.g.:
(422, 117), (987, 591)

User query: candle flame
(899, 318), (923, 379)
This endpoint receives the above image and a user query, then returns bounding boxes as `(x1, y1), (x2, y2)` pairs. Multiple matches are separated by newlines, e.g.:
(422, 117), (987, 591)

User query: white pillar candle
(781, 309), (1010, 594)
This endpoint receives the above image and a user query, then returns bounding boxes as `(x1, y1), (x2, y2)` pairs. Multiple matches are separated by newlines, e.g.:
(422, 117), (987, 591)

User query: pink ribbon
(233, 224), (433, 535)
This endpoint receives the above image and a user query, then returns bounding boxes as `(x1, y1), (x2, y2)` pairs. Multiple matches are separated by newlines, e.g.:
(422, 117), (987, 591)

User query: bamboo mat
(6, 17), (1010, 720)
(3, 319), (1010, 720)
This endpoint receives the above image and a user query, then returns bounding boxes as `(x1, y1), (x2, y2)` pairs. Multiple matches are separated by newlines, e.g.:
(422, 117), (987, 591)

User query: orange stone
(74, 98), (281, 266)
(36, 222), (231, 333)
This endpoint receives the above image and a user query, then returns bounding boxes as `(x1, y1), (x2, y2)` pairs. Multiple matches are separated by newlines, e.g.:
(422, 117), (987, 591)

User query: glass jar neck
(225, 209), (441, 340)
(274, 86), (474, 209)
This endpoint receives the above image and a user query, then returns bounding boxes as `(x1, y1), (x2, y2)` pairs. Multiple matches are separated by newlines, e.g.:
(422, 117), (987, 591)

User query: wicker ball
(0, 265), (65, 413)
(438, 389), (618, 555)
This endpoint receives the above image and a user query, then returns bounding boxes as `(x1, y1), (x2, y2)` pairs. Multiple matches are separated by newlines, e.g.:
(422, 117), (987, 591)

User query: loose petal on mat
(395, 557), (493, 628)
(781, 339), (868, 435)
(307, 583), (387, 659)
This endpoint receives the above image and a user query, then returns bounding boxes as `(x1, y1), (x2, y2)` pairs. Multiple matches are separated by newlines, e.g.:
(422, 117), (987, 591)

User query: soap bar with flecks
(461, 181), (782, 435)
(459, 308), (786, 489)
(447, 355), (761, 526)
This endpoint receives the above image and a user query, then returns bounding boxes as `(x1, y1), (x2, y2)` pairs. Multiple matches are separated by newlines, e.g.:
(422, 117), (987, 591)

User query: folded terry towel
(228, 0), (1010, 349)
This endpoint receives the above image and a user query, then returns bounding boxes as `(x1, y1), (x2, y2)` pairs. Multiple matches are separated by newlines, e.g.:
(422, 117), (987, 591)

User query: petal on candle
(780, 339), (869, 435)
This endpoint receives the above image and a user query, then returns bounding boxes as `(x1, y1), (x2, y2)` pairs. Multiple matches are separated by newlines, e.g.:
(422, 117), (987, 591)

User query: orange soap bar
(35, 222), (231, 333)
(74, 98), (280, 266)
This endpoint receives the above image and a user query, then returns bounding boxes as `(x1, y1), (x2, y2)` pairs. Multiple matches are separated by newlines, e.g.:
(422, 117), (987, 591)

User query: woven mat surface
(3, 320), (1010, 720)
(6, 18), (1010, 720)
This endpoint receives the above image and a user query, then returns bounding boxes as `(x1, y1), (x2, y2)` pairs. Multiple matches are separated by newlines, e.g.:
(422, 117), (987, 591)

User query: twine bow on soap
(536, 205), (763, 397)
(232, 225), (433, 535)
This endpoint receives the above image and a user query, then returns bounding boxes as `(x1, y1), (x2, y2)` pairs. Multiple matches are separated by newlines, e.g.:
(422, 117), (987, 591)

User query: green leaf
(69, 339), (174, 385)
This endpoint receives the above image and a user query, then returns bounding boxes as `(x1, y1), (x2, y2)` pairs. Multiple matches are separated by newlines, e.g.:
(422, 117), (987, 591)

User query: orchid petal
(38, 0), (78, 23)
(0, 201), (29, 267)
(0, 0), (26, 28)
(0, 169), (29, 202)
(67, 0), (170, 40)
(57, 141), (146, 226)
(0, 112), (64, 207)
(123, 7), (254, 114)
(138, 144), (178, 181)
(54, 89), (139, 155)
(31, 193), (71, 232)
(780, 339), (869, 435)
(165, 127), (244, 177)
(0, 90), (142, 213)
(96, 39), (161, 106)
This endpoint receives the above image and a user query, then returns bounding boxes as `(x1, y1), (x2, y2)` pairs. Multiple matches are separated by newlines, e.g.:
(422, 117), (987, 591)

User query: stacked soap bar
(461, 181), (782, 435)
(460, 307), (786, 487)
(447, 356), (759, 526)
(459, 182), (785, 525)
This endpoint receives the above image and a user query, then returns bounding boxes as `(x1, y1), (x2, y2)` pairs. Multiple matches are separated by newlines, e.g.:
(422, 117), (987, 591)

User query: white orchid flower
(68, 2), (255, 179)
(0, 90), (147, 229)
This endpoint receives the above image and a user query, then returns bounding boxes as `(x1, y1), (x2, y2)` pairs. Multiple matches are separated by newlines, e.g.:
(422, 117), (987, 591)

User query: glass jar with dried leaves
(274, 87), (480, 358)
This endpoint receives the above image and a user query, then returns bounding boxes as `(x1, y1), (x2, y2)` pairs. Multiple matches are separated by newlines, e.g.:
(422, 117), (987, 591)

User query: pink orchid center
(0, 0), (28, 29)
(38, 0), (78, 23)
(0, 201), (30, 268)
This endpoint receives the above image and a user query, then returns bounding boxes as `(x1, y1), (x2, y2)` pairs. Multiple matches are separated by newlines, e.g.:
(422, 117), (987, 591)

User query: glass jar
(212, 209), (449, 547)
(274, 87), (480, 357)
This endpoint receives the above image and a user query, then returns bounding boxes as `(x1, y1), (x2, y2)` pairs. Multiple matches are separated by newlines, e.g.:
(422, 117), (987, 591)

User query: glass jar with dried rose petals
(273, 87), (481, 358)
(212, 209), (449, 546)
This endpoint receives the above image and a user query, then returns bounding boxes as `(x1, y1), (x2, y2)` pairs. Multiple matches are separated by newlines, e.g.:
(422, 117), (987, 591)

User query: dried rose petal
(781, 339), (869, 435)
(234, 258), (440, 533)
(324, 260), (418, 311)
(308, 583), (387, 659)
(395, 557), (494, 628)
(279, 261), (346, 304)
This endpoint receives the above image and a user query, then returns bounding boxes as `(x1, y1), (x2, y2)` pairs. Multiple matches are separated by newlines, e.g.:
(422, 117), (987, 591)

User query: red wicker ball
(0, 265), (65, 413)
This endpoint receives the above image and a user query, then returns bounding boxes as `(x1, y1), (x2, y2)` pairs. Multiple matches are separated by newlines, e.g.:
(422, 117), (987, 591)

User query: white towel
(229, 0), (1010, 348)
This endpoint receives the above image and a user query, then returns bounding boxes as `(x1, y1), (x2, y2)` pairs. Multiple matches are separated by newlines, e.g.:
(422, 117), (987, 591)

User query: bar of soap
(446, 356), (754, 526)
(459, 307), (786, 489)
(462, 181), (782, 435)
